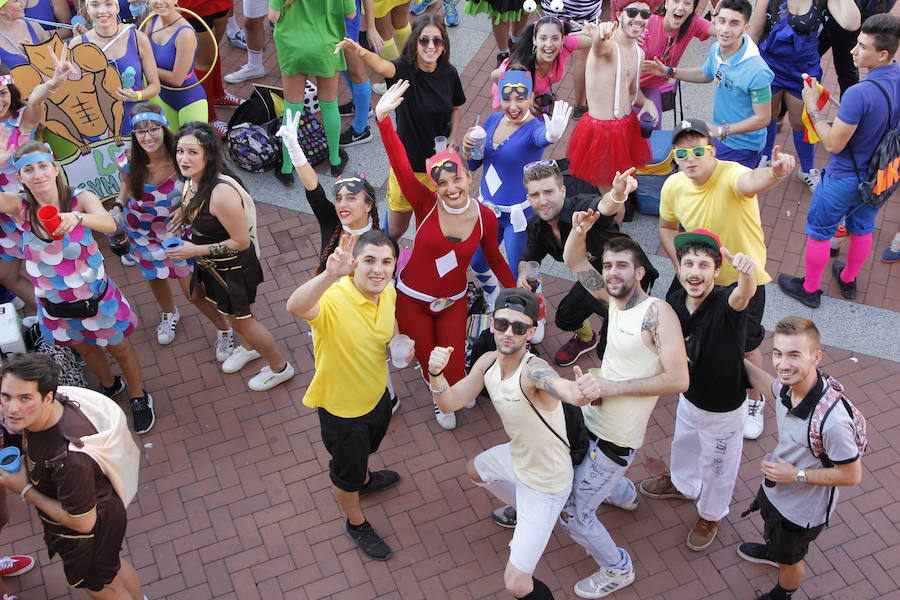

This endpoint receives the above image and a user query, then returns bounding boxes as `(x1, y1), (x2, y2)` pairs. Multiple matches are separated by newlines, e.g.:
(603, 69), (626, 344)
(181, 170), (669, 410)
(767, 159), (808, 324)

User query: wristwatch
(72, 211), (84, 225)
(796, 469), (807, 483)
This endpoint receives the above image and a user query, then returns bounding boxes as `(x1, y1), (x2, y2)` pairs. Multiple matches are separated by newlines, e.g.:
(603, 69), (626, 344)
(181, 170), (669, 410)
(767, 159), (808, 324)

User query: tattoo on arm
(525, 361), (564, 401)
(576, 268), (605, 292)
(641, 301), (663, 352)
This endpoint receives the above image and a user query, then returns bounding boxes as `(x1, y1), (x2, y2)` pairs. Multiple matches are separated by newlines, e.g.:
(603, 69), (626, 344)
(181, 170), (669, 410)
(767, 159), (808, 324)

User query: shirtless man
(566, 0), (659, 192)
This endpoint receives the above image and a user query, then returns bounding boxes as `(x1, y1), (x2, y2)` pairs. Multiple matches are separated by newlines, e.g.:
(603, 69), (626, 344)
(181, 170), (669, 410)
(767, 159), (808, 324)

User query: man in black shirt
(639, 229), (757, 552)
(519, 161), (659, 366)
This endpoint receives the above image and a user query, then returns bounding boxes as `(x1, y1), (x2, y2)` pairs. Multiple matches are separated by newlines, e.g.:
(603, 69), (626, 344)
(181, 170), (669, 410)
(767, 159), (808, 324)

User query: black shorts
(186, 8), (229, 33)
(317, 390), (392, 492)
(757, 487), (825, 565)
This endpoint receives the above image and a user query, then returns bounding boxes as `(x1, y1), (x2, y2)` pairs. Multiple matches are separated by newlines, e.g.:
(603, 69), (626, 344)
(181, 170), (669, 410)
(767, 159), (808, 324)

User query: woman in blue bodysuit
(0, 0), (49, 68)
(751, 0), (859, 189)
(71, 0), (160, 137)
(24, 0), (70, 30)
(463, 67), (571, 307)
(143, 0), (207, 130)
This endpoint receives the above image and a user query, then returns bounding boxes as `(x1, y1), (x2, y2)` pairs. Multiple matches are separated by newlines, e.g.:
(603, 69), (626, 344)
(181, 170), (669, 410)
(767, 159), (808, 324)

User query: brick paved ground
(1, 6), (897, 600)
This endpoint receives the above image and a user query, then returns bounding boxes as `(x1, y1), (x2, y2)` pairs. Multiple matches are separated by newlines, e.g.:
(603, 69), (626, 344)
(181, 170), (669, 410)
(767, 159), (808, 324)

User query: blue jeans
(714, 139), (762, 169)
(805, 171), (882, 240)
(558, 438), (635, 570)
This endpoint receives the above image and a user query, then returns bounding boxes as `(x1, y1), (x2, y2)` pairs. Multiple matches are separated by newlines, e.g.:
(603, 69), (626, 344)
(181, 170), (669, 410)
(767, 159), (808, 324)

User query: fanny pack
(40, 280), (109, 320)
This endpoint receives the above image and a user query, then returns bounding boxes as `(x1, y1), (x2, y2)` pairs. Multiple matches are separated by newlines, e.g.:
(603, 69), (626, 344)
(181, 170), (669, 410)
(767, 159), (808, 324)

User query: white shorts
(474, 443), (571, 574)
(244, 0), (268, 19)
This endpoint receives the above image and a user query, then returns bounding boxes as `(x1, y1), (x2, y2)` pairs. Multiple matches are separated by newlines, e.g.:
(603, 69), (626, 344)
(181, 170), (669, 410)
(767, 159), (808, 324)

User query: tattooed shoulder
(641, 301), (663, 352)
(525, 358), (563, 400)
(576, 268), (605, 292)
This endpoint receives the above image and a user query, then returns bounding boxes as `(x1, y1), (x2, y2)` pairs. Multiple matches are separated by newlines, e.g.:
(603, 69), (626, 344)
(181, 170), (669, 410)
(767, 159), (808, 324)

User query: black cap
(494, 288), (540, 324)
(672, 118), (712, 145)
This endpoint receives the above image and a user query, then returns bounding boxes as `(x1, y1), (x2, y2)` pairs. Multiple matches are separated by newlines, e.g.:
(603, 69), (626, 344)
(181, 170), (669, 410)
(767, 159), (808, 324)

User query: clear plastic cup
(469, 126), (487, 160)
(524, 261), (541, 291)
(390, 334), (413, 368)
(763, 452), (777, 487)
(434, 136), (448, 153)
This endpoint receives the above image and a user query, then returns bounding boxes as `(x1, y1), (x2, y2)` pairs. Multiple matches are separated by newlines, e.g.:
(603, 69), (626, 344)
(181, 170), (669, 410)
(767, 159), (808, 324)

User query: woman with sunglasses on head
(0, 142), (155, 434)
(166, 123), (295, 392)
(71, 0), (161, 137)
(640, 0), (715, 127)
(337, 14), (465, 240)
(465, 67), (572, 310)
(375, 80), (516, 430)
(117, 103), (234, 356)
(0, 0), (50, 69)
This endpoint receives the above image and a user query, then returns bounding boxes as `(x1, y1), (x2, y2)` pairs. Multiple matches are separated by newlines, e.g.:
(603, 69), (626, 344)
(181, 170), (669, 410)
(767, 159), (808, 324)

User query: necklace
(188, 179), (198, 193)
(93, 24), (121, 39)
(440, 196), (471, 214)
(342, 217), (373, 235)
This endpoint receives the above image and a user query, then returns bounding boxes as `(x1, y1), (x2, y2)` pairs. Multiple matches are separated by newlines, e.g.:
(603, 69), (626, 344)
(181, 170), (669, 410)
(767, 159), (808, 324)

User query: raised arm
(287, 232), (356, 321)
(748, 0), (769, 43)
(20, 46), (74, 132)
(735, 144), (796, 196)
(276, 109), (320, 191)
(597, 168), (637, 217)
(334, 37), (396, 78)
(523, 357), (592, 407)
(721, 247), (757, 311)
(429, 347), (493, 413)
(563, 209), (607, 301)
(582, 20), (618, 58)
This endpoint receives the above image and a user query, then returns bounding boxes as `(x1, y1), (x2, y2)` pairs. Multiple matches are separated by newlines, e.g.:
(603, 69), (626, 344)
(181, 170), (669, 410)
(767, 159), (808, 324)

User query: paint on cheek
(21, 403), (38, 416)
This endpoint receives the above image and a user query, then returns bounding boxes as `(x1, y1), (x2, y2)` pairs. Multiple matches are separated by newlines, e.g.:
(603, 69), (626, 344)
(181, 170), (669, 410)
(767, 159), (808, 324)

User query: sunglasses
(492, 317), (533, 335)
(418, 36), (445, 48)
(673, 145), (712, 159)
(523, 159), (558, 173)
(624, 7), (652, 19)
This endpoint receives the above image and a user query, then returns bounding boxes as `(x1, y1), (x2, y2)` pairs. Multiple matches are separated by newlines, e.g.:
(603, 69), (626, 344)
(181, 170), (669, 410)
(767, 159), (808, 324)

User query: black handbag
(40, 280), (108, 319)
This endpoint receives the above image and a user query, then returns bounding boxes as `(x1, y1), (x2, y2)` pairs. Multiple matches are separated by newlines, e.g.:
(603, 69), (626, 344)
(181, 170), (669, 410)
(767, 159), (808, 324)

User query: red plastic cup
(38, 205), (63, 240)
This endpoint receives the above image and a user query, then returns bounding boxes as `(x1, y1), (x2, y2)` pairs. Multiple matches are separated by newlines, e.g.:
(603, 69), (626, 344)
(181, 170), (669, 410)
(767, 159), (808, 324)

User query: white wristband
(20, 483), (33, 501)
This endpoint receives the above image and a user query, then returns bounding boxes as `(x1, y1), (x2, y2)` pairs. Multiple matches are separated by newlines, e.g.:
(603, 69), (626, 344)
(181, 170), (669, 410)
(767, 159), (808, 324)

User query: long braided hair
(316, 179), (379, 274)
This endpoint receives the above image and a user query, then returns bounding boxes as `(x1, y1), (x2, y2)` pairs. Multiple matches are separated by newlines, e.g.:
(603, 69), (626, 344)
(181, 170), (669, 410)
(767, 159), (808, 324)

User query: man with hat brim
(659, 117), (795, 442)
(428, 288), (599, 600)
(639, 228), (758, 552)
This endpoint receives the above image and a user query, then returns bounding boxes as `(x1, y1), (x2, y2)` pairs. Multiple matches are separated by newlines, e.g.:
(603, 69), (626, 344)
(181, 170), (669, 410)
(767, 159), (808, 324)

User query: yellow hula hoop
(139, 6), (218, 91)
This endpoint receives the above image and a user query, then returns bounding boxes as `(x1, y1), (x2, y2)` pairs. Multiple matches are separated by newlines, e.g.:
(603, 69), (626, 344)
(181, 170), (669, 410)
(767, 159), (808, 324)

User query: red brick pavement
(1, 8), (897, 600)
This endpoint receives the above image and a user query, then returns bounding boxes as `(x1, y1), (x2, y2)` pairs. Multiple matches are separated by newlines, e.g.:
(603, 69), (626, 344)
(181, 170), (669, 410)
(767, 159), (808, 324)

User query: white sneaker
(224, 63), (265, 84)
(248, 362), (295, 391)
(743, 395), (765, 440)
(373, 82), (387, 95)
(222, 345), (261, 373)
(799, 168), (821, 191)
(215, 329), (235, 362)
(156, 310), (180, 345)
(757, 155), (771, 168)
(530, 318), (546, 344)
(120, 254), (137, 267)
(464, 398), (476, 409)
(11, 296), (24, 310)
(574, 565), (636, 599)
(434, 403), (456, 430)
(604, 489), (639, 511)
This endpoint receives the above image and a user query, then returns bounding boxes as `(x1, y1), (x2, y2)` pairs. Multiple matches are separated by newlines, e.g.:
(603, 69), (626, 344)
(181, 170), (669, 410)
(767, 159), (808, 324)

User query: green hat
(674, 228), (722, 254)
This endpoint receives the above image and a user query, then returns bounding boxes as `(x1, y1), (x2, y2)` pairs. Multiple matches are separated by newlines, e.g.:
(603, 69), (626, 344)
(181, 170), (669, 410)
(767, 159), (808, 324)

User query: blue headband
(498, 70), (533, 99)
(130, 112), (169, 128)
(13, 152), (55, 171)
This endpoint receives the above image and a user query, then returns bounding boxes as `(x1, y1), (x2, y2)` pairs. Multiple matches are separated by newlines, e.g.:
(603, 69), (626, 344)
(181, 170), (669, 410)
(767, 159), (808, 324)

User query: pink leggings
(396, 291), (468, 386)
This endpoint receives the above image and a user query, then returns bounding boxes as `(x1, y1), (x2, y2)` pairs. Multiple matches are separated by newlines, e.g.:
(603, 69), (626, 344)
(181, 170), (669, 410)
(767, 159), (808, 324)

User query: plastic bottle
(830, 223), (847, 257)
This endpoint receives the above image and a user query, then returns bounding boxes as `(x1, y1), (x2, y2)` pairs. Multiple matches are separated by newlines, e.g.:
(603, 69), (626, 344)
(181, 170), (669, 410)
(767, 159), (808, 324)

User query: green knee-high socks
(281, 100), (305, 174)
(319, 99), (342, 166)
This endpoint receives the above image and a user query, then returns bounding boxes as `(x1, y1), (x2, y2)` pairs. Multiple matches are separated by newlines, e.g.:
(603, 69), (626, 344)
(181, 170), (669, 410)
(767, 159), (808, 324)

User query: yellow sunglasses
(673, 145), (713, 160)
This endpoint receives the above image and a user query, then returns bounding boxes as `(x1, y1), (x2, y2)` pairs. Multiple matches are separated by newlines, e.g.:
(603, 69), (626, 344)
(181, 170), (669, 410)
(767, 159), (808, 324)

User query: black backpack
(849, 79), (900, 207)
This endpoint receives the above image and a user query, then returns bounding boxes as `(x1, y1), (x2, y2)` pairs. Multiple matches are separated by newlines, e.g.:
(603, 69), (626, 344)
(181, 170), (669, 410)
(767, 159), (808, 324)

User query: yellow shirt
(302, 276), (396, 418)
(660, 161), (771, 286)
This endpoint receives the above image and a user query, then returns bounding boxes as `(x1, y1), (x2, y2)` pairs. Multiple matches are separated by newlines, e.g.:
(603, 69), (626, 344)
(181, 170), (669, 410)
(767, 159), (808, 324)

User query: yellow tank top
(484, 352), (573, 494)
(582, 296), (662, 449)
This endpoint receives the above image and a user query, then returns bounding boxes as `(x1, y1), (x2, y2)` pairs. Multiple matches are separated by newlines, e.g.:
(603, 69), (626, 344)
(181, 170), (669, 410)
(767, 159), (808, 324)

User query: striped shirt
(540, 0), (603, 21)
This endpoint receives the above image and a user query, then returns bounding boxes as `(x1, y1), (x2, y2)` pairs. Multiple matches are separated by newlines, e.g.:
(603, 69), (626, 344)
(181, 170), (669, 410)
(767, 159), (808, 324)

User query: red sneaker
(554, 332), (598, 366)
(214, 91), (244, 107)
(0, 555), (35, 577)
(212, 121), (228, 138)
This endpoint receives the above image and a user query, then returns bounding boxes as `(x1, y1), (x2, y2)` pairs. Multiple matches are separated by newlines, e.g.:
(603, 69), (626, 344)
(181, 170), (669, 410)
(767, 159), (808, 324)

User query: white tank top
(582, 296), (662, 449)
(484, 352), (573, 494)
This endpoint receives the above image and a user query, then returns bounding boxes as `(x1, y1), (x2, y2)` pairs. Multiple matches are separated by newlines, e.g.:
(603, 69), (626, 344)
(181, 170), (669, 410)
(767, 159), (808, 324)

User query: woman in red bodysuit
(375, 81), (515, 431)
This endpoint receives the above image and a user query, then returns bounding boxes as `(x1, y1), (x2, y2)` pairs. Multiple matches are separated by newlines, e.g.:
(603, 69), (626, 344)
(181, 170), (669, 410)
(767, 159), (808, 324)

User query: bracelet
(136, 89), (143, 101)
(720, 122), (729, 141)
(209, 244), (238, 258)
(771, 166), (787, 179)
(609, 191), (627, 205)
(429, 385), (449, 394)
(665, 66), (674, 79)
(428, 369), (443, 378)
(20, 483), (33, 501)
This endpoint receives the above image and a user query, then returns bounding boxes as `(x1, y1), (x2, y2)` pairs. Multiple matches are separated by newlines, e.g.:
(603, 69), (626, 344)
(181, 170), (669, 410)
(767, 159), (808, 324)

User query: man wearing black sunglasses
(428, 288), (599, 600)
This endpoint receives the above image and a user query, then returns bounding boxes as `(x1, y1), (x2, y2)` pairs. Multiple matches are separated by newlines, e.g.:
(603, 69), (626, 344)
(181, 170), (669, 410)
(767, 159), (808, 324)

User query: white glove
(275, 109), (308, 167)
(543, 100), (573, 143)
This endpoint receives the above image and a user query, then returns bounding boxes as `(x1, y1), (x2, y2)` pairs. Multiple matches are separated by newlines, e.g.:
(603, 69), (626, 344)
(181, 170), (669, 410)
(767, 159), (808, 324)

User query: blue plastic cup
(0, 447), (21, 473)
(162, 237), (184, 250)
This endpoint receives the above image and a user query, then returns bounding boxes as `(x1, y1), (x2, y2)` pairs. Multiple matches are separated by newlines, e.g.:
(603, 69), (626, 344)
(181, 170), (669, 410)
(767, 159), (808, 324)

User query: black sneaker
(344, 521), (393, 560)
(491, 505), (517, 528)
(496, 51), (510, 67)
(777, 274), (822, 308)
(359, 470), (400, 496)
(339, 125), (372, 148)
(737, 542), (778, 568)
(274, 170), (295, 187)
(330, 149), (349, 178)
(573, 105), (588, 121)
(390, 395), (400, 415)
(96, 375), (125, 398)
(831, 261), (857, 299)
(130, 392), (155, 434)
(338, 101), (374, 118)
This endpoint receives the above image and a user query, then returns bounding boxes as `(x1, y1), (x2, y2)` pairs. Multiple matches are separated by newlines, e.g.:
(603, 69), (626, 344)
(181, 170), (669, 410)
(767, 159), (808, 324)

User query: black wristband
(428, 370), (443, 378)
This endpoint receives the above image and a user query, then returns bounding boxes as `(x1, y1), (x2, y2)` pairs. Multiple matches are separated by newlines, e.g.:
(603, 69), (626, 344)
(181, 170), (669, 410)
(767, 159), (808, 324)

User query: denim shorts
(805, 171), (882, 240)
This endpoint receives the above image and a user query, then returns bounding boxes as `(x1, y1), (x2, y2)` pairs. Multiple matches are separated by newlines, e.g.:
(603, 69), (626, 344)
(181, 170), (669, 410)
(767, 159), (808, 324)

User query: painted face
(601, 249), (643, 299)
(86, 0), (119, 26)
(132, 120), (165, 153)
(0, 85), (11, 120)
(416, 24), (445, 67)
(334, 183), (372, 229)
(0, 375), (53, 434)
(352, 242), (396, 297)
(851, 32), (888, 70)
(0, 0), (27, 21)
(672, 134), (716, 181)
(17, 155), (59, 194)
(772, 333), (821, 388)
(525, 176), (566, 222)
(533, 21), (565, 65)
(500, 89), (532, 122)
(491, 307), (536, 354)
(176, 135), (207, 179)
(665, 0), (697, 31)
(677, 249), (719, 298)
(618, 2), (652, 39)
(714, 7), (749, 51)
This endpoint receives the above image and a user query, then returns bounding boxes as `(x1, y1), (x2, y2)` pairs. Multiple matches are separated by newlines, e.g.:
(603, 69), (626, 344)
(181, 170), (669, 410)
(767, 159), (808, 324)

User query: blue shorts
(714, 140), (762, 169)
(345, 0), (362, 41)
(805, 171), (882, 240)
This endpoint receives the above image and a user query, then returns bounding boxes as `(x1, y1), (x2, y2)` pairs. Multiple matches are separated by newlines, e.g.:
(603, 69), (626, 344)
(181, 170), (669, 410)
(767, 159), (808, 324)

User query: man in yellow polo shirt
(658, 118), (795, 441)
(287, 230), (409, 562)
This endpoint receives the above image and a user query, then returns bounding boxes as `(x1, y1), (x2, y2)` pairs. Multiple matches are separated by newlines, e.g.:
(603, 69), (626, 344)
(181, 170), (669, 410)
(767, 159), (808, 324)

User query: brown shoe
(687, 518), (719, 551)
(638, 473), (690, 500)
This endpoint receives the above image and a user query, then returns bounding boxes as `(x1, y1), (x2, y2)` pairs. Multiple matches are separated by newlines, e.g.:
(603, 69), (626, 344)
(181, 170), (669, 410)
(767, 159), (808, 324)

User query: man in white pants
(428, 288), (597, 600)
(639, 229), (757, 551)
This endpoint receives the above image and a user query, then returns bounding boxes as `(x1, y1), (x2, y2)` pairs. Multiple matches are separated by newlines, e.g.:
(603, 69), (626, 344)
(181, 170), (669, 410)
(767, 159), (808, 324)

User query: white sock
(226, 15), (239, 37)
(247, 49), (262, 70)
